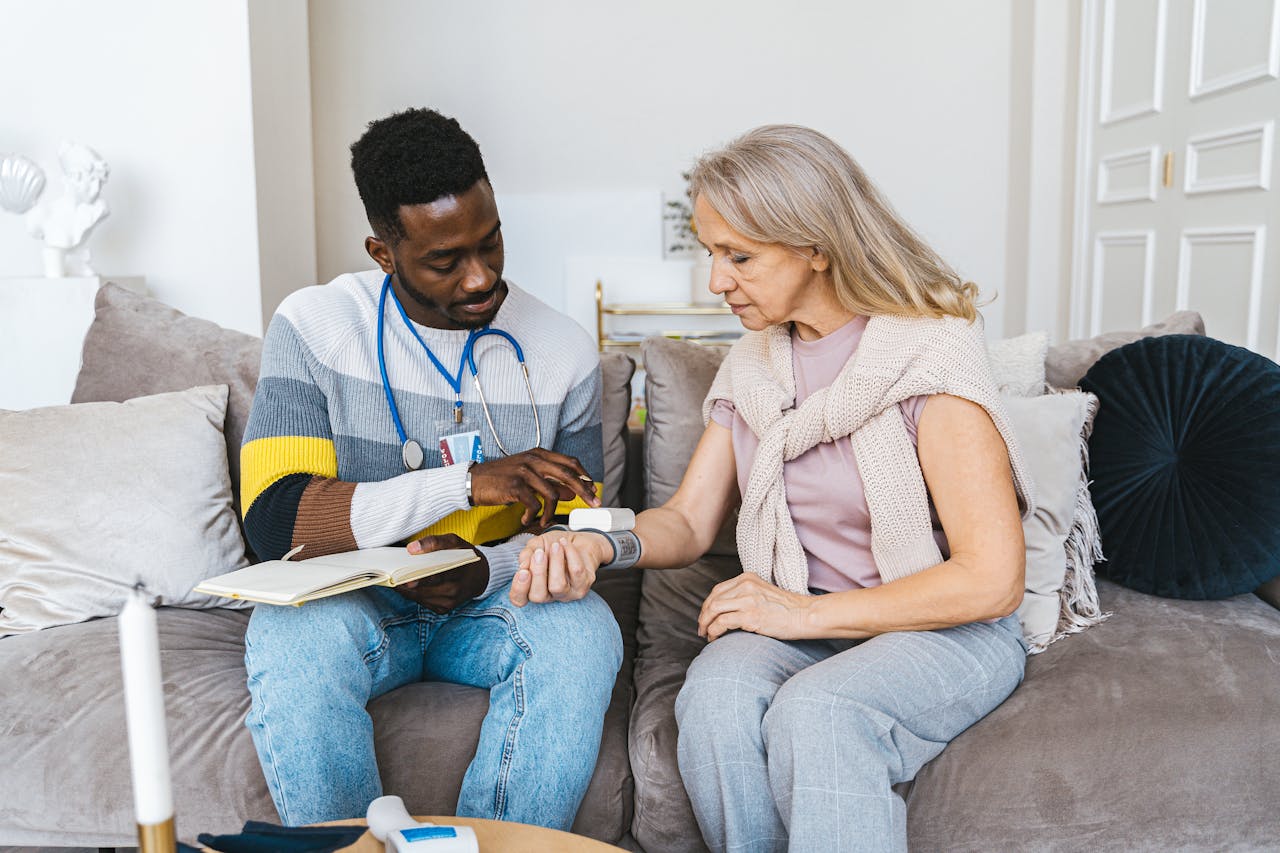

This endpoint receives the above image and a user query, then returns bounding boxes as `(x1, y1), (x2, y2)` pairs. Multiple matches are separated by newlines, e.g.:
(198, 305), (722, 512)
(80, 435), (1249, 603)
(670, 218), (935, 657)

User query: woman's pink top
(709, 316), (949, 592)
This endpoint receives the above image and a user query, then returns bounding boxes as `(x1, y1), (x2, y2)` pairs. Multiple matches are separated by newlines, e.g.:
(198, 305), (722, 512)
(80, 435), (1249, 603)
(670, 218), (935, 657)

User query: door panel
(1093, 231), (1156, 332)
(1074, 0), (1280, 357)
(1101, 0), (1168, 122)
(1177, 226), (1268, 348)
(1189, 0), (1279, 98)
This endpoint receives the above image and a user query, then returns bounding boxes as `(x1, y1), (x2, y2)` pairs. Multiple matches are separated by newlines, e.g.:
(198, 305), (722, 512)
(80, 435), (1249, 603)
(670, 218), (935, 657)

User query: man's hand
(469, 448), (600, 529)
(511, 529), (611, 607)
(395, 534), (489, 613)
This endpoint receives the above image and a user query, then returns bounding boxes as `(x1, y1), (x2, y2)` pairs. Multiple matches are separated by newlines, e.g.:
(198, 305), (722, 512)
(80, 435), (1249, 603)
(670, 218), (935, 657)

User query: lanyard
(385, 278), (471, 423)
(376, 274), (541, 468)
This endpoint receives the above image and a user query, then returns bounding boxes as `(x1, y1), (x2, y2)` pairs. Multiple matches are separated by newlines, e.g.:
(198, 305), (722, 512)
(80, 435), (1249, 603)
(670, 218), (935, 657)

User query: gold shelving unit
(595, 280), (737, 350)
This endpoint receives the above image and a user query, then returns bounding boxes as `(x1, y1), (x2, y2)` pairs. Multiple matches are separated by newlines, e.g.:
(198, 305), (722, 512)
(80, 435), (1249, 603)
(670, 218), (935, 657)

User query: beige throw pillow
(641, 337), (737, 554)
(599, 351), (636, 508)
(1003, 391), (1108, 650)
(0, 385), (249, 637)
(1044, 311), (1205, 389)
(71, 283), (264, 530)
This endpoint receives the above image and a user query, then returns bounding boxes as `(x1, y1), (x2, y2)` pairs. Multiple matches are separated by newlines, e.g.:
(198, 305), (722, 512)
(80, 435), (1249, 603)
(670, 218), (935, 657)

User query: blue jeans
(243, 585), (622, 828)
(674, 615), (1027, 853)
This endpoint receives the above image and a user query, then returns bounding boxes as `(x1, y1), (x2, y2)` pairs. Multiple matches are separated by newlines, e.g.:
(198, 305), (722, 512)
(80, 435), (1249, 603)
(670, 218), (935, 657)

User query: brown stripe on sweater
(291, 475), (359, 557)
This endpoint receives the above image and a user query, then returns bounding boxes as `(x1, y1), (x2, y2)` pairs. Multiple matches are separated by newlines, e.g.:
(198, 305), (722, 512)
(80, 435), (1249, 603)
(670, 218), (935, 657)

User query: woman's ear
(810, 246), (831, 273)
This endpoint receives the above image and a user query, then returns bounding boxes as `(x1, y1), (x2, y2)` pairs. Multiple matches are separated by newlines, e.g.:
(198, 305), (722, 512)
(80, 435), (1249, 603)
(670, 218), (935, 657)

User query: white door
(1072, 0), (1280, 357)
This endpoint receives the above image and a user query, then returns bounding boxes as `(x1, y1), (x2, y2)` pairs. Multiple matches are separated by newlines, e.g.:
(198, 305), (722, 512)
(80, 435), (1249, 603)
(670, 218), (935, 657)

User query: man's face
(367, 179), (506, 330)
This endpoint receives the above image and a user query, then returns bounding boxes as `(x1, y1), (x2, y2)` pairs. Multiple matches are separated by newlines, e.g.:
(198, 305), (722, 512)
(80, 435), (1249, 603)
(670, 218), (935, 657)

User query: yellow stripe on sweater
(413, 484), (602, 545)
(240, 436), (339, 516)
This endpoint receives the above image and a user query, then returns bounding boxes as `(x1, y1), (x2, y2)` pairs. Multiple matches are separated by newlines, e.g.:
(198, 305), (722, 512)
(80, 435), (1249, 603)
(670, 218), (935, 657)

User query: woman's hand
(698, 573), (817, 641)
(511, 529), (612, 607)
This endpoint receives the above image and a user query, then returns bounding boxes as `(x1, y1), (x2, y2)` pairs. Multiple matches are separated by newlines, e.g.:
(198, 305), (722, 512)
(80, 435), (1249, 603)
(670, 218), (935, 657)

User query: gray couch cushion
(0, 582), (640, 846)
(629, 575), (1280, 853)
(1044, 311), (1205, 390)
(0, 608), (273, 847)
(631, 556), (738, 853)
(904, 579), (1280, 851)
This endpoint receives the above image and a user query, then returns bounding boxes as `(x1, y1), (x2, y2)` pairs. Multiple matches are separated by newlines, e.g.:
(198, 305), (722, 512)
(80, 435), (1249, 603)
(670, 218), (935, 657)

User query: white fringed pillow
(0, 385), (249, 637)
(988, 330), (1049, 397)
(1003, 390), (1108, 651)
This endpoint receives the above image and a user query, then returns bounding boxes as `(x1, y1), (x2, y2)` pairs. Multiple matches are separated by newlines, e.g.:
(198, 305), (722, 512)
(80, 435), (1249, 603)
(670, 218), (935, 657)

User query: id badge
(436, 418), (485, 467)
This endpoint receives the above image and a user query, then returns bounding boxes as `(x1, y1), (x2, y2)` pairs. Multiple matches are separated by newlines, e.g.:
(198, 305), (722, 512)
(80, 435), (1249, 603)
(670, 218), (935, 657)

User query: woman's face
(692, 195), (831, 333)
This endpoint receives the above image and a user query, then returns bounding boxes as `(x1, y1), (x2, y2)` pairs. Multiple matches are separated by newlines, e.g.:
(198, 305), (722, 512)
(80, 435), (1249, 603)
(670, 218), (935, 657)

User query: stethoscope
(376, 274), (542, 471)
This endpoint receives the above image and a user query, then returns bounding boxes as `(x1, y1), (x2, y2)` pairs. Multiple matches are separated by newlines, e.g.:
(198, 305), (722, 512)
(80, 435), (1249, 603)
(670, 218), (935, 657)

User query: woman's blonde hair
(688, 124), (978, 321)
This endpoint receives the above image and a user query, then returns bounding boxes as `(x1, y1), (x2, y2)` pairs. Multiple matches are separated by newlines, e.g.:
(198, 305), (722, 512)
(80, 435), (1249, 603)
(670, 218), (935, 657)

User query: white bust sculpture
(0, 143), (110, 277)
(27, 143), (111, 277)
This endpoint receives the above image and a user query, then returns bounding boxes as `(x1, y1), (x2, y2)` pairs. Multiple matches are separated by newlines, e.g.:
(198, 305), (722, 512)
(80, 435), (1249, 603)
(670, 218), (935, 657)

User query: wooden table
(310, 816), (625, 852)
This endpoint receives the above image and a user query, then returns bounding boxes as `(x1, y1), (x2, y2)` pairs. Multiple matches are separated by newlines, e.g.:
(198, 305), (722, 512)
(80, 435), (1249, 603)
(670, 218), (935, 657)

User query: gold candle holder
(137, 816), (177, 852)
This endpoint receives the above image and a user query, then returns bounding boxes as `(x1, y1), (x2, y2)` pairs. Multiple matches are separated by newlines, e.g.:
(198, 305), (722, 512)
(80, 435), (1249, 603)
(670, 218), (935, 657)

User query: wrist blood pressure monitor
(368, 795), (479, 853)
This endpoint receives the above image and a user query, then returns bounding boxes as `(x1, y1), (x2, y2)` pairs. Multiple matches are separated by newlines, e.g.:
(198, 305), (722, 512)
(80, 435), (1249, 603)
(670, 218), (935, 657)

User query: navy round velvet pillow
(1080, 334), (1280, 598)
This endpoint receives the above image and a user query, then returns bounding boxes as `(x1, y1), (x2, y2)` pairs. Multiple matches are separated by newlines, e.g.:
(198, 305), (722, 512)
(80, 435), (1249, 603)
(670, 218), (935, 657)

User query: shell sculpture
(0, 154), (46, 214)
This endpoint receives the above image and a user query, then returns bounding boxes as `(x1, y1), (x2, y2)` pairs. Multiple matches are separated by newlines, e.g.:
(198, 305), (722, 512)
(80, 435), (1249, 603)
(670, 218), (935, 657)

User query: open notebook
(193, 546), (480, 606)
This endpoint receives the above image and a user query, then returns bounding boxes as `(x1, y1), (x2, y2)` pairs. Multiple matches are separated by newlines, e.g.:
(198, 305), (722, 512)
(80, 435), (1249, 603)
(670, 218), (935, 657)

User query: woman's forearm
(631, 505), (717, 569)
(624, 421), (740, 570)
(803, 556), (1024, 639)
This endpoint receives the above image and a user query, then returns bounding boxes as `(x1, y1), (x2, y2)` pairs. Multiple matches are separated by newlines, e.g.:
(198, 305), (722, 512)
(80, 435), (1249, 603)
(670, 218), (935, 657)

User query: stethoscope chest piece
(402, 439), (425, 472)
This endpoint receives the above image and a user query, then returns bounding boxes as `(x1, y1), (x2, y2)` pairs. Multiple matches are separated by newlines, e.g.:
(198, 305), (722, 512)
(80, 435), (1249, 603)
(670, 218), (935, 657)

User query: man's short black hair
(350, 108), (490, 244)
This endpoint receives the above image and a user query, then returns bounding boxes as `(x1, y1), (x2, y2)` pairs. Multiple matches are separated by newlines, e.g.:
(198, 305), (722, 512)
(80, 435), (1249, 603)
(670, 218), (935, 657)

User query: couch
(2, 284), (1278, 851)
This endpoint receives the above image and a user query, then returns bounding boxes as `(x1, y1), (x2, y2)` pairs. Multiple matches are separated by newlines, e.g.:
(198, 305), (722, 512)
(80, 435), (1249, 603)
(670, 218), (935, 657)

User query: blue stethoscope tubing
(376, 274), (542, 470)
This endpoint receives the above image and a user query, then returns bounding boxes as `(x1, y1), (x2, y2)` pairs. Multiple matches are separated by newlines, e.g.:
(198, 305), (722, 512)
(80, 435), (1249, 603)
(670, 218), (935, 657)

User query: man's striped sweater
(241, 270), (603, 598)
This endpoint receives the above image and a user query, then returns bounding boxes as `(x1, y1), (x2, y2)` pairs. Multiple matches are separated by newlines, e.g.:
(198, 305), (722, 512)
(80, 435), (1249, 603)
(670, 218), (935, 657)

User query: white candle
(118, 588), (174, 826)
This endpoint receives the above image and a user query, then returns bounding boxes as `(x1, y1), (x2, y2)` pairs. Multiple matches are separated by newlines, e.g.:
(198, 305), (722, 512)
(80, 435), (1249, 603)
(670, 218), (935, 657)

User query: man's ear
(810, 246), (831, 273)
(366, 236), (395, 276)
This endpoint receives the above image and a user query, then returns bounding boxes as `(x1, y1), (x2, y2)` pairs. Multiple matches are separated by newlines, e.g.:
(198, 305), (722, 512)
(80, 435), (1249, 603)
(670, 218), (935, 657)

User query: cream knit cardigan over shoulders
(702, 314), (1036, 594)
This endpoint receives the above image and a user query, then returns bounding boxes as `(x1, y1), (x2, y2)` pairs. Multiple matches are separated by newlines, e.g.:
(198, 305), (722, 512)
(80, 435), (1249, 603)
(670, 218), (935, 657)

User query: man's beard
(393, 260), (506, 329)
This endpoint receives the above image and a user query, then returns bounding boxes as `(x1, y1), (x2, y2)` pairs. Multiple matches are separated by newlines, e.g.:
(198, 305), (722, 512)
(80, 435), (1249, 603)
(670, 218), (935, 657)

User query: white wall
(248, 0), (318, 330)
(0, 0), (266, 335)
(309, 0), (1019, 339)
(1016, 0), (1082, 342)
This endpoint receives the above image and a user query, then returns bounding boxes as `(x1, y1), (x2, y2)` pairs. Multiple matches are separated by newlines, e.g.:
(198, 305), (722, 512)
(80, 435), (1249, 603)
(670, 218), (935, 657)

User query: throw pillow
(1002, 391), (1107, 650)
(0, 385), (249, 637)
(599, 350), (636, 508)
(1045, 310), (1205, 389)
(641, 336), (736, 555)
(71, 283), (263, 526)
(987, 330), (1049, 396)
(1080, 335), (1280, 598)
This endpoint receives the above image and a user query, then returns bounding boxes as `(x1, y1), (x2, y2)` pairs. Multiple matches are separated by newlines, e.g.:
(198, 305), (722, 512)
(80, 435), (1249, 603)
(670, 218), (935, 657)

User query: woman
(514, 125), (1034, 852)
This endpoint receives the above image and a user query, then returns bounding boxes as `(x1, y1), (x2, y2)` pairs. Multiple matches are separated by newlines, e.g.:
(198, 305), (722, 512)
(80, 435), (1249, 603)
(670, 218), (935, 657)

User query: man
(239, 108), (622, 828)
